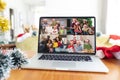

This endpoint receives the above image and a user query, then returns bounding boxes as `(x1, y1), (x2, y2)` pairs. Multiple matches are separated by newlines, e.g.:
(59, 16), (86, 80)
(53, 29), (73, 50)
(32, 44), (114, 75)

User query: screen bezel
(38, 17), (96, 55)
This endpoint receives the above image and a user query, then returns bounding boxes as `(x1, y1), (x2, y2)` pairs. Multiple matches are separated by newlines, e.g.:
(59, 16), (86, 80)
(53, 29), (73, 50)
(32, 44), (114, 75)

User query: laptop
(22, 17), (109, 73)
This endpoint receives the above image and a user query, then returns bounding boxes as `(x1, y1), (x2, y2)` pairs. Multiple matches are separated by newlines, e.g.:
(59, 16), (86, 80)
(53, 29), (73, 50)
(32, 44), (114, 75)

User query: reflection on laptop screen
(38, 17), (95, 54)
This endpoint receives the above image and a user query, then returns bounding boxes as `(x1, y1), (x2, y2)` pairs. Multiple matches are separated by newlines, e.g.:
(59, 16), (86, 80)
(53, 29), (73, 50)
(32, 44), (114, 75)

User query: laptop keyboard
(39, 55), (92, 62)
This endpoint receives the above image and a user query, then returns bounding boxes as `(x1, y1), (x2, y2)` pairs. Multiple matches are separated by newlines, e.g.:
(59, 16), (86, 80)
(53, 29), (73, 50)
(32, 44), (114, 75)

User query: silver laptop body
(22, 17), (109, 73)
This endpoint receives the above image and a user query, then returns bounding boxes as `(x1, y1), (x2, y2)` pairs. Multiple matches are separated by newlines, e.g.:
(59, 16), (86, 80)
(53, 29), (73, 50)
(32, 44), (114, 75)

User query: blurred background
(2, 0), (120, 41)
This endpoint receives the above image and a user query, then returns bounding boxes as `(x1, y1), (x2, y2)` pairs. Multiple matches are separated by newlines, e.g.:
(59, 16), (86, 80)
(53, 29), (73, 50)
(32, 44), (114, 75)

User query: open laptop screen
(38, 17), (96, 54)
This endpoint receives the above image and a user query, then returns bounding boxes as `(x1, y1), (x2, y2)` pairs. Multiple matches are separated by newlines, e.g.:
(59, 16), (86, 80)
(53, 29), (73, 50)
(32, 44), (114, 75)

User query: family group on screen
(39, 18), (95, 54)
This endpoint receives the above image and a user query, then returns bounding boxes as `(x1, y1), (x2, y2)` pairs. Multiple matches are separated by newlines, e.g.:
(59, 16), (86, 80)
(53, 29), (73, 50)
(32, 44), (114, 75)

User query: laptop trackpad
(52, 62), (76, 68)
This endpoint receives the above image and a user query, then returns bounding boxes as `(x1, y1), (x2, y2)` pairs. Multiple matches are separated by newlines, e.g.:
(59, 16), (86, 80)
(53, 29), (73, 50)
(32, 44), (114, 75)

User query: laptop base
(22, 54), (109, 73)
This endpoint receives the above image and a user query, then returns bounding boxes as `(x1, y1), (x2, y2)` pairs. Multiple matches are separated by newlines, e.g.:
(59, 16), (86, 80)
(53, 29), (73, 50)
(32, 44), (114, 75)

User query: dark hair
(53, 38), (58, 42)
(47, 35), (50, 39)
(48, 39), (52, 43)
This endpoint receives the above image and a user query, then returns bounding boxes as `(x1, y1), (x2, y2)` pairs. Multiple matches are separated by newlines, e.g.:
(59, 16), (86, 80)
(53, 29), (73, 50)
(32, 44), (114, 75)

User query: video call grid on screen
(38, 17), (95, 54)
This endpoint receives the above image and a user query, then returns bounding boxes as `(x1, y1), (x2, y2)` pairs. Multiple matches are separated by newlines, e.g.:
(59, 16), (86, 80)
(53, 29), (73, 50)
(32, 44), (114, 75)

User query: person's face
(84, 25), (87, 28)
(85, 39), (89, 43)
(70, 40), (74, 45)
(54, 25), (57, 29)
(73, 37), (76, 40)
(72, 18), (77, 23)
(76, 22), (80, 26)
(61, 26), (64, 29)
(56, 24), (59, 27)
(76, 40), (80, 45)
(43, 19), (47, 23)
(47, 36), (50, 39)
(48, 40), (51, 43)
(57, 21), (60, 24)
(56, 37), (59, 41)
(83, 19), (87, 23)
(75, 22), (78, 25)
(52, 19), (55, 22)
(48, 24), (51, 27)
